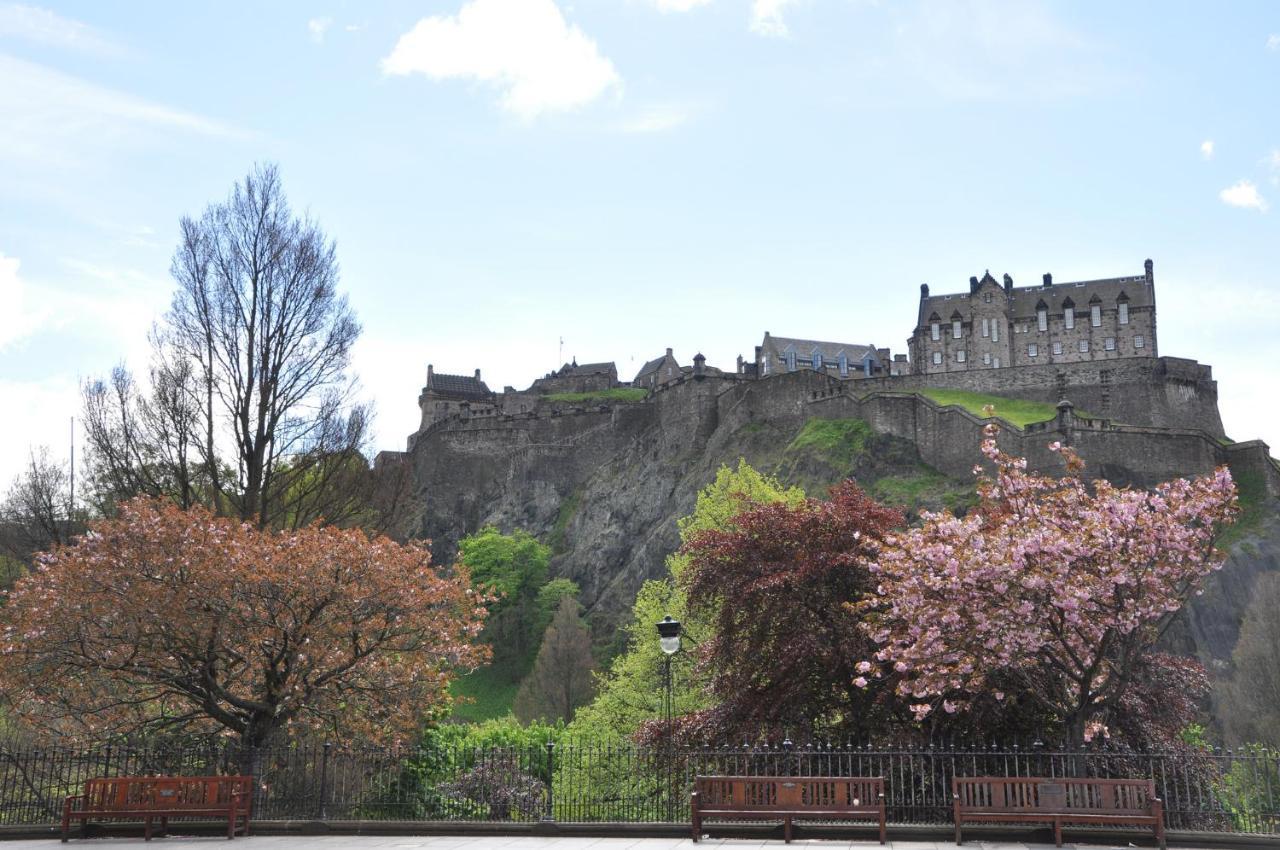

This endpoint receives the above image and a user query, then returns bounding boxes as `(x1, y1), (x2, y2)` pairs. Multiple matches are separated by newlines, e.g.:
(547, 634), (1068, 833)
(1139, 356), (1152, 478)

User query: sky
(0, 0), (1278, 488)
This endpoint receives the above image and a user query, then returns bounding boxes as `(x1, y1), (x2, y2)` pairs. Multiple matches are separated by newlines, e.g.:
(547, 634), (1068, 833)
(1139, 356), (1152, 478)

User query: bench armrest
(878, 793), (885, 799)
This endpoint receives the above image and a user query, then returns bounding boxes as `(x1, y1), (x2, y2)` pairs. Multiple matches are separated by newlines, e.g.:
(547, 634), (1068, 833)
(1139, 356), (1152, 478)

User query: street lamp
(656, 615), (682, 822)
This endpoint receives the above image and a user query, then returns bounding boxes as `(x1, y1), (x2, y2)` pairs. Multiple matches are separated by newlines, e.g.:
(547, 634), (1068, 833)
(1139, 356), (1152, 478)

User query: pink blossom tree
(860, 424), (1238, 748)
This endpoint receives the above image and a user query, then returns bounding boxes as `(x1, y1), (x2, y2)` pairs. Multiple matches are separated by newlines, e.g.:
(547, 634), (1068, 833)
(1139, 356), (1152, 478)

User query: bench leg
(145, 816), (153, 841)
(784, 815), (793, 844)
(1053, 817), (1063, 848)
(954, 817), (962, 846)
(161, 816), (168, 836)
(879, 809), (886, 845)
(60, 806), (70, 843)
(691, 813), (700, 843)
(81, 818), (87, 841)
(1156, 819), (1166, 850)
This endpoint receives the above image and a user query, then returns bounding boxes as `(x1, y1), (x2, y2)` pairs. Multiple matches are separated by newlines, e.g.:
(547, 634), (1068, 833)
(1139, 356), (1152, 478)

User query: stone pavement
(0, 836), (1212, 850)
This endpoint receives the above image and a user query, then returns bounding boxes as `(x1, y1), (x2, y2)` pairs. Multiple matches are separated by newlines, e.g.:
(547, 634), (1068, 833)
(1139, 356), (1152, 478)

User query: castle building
(634, 348), (682, 389)
(908, 260), (1157, 375)
(418, 365), (494, 428)
(531, 360), (619, 394)
(754, 332), (897, 379)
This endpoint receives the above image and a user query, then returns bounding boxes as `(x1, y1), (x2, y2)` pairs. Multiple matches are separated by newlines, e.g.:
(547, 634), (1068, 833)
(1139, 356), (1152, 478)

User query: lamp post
(656, 615), (682, 822)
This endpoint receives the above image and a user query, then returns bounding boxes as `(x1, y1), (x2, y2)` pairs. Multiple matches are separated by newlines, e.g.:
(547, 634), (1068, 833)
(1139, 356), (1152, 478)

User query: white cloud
(651, 0), (712, 12)
(619, 103), (692, 133)
(0, 53), (241, 167)
(381, 0), (621, 120)
(751, 0), (799, 36)
(1200, 139), (1214, 160)
(0, 252), (49, 350)
(1219, 180), (1268, 212)
(1267, 34), (1280, 51)
(308, 16), (332, 44)
(0, 3), (122, 56)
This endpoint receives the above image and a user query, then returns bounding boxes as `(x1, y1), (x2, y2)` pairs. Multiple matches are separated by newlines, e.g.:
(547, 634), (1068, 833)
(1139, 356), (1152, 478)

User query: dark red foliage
(679, 480), (904, 741)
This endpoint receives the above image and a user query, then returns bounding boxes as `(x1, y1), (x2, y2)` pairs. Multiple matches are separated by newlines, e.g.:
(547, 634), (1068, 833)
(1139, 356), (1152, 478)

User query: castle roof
(916, 263), (1155, 329)
(761, 334), (881, 365)
(634, 349), (679, 383)
(558, 361), (616, 377)
(426, 372), (492, 399)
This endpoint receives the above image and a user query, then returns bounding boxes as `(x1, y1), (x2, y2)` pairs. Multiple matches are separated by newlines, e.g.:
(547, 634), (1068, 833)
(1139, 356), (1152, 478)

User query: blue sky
(1, 0), (1278, 487)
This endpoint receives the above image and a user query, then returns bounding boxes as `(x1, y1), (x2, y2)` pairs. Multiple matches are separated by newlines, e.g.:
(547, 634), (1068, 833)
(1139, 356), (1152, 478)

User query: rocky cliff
(400, 369), (1280, 668)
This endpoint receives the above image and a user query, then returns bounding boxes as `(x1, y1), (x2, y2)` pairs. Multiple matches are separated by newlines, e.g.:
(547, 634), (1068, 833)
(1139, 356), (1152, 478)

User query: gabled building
(418, 364), (494, 428)
(634, 348), (682, 390)
(532, 360), (619, 394)
(908, 261), (1157, 375)
(754, 332), (893, 379)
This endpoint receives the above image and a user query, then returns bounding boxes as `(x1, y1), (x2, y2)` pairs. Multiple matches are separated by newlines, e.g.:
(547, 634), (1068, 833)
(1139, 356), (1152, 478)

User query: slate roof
(762, 335), (881, 366)
(427, 373), (492, 399)
(917, 269), (1154, 329)
(558, 361), (616, 376)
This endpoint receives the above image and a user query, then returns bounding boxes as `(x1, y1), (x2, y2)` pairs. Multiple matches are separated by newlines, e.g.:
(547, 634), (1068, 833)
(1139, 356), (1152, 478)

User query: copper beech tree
(0, 498), (489, 749)
(860, 425), (1238, 748)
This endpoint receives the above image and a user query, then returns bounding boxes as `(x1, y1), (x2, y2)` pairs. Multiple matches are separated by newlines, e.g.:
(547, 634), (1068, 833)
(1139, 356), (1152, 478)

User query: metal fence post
(542, 741), (555, 822)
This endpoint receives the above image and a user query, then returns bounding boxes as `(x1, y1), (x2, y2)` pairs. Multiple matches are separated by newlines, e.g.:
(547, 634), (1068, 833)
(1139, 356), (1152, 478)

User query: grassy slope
(916, 388), (1075, 427)
(543, 388), (648, 403)
(449, 664), (523, 723)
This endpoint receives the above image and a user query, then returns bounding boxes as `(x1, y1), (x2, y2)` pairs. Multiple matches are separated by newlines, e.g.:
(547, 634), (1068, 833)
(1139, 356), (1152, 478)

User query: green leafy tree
(458, 527), (551, 668)
(533, 578), (581, 639)
(1219, 572), (1280, 747)
(568, 460), (804, 743)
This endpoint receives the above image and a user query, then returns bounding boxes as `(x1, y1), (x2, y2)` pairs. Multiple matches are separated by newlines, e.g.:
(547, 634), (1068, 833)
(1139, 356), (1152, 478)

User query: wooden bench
(62, 776), (253, 842)
(953, 776), (1165, 848)
(692, 775), (885, 843)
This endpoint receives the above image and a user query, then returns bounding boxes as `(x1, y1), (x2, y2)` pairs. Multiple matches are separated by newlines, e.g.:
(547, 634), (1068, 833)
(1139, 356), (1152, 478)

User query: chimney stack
(666, 347), (673, 357)
(1144, 258), (1154, 281)
(475, 368), (482, 380)
(969, 275), (979, 293)
(920, 283), (930, 298)
(1042, 273), (1053, 287)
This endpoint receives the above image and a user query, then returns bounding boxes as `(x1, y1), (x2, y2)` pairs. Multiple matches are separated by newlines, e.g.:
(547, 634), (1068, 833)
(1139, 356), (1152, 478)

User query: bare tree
(0, 447), (77, 570)
(83, 163), (370, 529)
(514, 596), (597, 723)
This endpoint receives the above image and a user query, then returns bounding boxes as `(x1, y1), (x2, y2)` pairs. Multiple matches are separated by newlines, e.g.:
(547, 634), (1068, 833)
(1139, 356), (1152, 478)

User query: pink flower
(853, 677), (868, 689)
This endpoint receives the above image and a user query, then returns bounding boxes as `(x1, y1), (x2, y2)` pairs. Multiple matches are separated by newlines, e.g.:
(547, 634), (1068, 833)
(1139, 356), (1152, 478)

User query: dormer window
(812, 350), (823, 370)
(1036, 301), (1048, 332)
(785, 347), (796, 372)
(1090, 297), (1102, 327)
(838, 352), (848, 377)
(1063, 297), (1075, 330)
(931, 323), (940, 341)
(1118, 296), (1130, 325)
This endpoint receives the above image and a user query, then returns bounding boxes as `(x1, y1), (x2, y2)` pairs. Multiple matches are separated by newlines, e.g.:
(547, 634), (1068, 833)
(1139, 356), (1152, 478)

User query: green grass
(449, 664), (522, 723)
(549, 489), (582, 554)
(916, 388), (1081, 427)
(1217, 468), (1272, 549)
(784, 418), (874, 468)
(870, 468), (978, 516)
(543, 388), (648, 403)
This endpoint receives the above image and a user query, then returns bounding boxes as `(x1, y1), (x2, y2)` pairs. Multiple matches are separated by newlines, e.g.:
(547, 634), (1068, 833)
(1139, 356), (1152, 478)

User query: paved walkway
(1, 837), (1208, 850)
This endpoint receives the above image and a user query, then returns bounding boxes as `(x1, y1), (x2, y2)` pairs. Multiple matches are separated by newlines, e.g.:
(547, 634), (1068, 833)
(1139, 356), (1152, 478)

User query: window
(1052, 341), (1063, 355)
(1091, 304), (1102, 327)
(953, 320), (962, 339)
(1119, 302), (1129, 324)
(981, 318), (990, 338)
(1037, 308), (1048, 331)
(931, 322), (940, 341)
(932, 351), (942, 365)
(838, 353), (848, 377)
(956, 350), (966, 363)
(1064, 305), (1075, 330)
(786, 350), (796, 371)
(982, 352), (991, 365)
(983, 292), (992, 303)
(1105, 337), (1116, 351)
(813, 352), (823, 369)
(992, 322), (1000, 342)
(1135, 335), (1145, 349)
(993, 357), (1000, 368)
(1079, 340), (1089, 353)
(1028, 344), (1039, 357)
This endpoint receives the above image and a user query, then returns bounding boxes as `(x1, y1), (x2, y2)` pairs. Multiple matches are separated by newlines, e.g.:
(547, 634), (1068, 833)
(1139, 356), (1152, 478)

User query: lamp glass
(659, 635), (681, 655)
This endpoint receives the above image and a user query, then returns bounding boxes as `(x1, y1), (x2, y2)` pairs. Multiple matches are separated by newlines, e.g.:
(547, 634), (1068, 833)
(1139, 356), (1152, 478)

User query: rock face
(402, 369), (1280, 668)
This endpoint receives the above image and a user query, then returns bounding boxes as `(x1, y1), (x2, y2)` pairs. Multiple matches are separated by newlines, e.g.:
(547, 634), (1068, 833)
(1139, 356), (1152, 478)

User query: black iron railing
(0, 739), (1275, 834)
